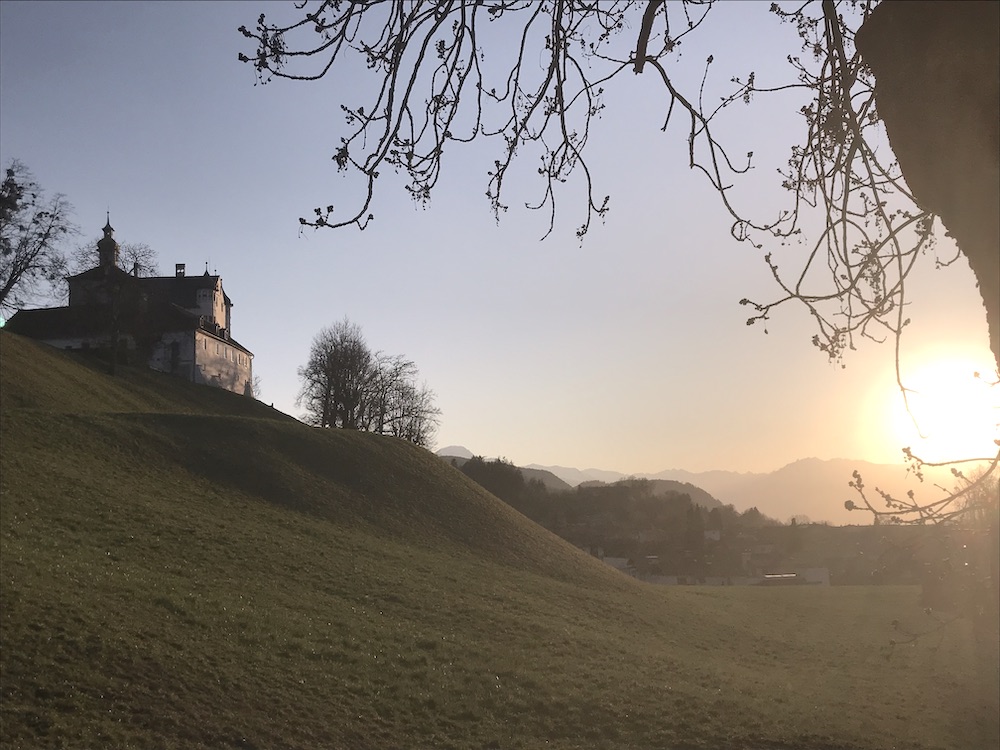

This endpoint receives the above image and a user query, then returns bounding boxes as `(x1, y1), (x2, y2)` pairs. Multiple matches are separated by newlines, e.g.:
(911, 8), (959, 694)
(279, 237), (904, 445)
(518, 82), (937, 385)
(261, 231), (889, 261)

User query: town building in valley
(6, 219), (254, 396)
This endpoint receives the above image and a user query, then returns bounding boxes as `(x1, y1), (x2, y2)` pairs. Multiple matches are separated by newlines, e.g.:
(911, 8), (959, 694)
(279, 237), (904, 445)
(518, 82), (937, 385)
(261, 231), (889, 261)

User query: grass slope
(1, 332), (997, 750)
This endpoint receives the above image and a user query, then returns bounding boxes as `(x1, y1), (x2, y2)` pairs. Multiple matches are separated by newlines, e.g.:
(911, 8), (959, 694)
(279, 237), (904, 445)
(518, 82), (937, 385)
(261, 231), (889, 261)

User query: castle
(6, 219), (254, 397)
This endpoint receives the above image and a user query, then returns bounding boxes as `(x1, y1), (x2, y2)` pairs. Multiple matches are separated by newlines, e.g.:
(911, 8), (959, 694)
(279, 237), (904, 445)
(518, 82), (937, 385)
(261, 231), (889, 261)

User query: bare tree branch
(0, 160), (78, 315)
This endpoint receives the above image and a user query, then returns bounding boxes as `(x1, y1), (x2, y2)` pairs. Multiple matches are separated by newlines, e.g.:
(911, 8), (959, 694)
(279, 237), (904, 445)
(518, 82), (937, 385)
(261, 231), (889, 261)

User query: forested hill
(439, 453), (572, 492)
(577, 478), (724, 510)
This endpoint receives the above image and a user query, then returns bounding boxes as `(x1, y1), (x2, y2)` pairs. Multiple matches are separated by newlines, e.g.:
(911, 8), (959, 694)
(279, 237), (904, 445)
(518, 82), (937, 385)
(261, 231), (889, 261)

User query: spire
(97, 214), (119, 269)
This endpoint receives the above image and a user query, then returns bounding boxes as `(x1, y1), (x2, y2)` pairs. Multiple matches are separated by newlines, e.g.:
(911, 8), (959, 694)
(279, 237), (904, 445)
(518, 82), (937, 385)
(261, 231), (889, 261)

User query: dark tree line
(297, 318), (440, 447)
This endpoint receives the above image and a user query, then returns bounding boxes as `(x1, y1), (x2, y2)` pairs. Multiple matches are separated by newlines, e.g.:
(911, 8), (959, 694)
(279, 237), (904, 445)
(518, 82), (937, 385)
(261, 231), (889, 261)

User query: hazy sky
(2, 1), (996, 474)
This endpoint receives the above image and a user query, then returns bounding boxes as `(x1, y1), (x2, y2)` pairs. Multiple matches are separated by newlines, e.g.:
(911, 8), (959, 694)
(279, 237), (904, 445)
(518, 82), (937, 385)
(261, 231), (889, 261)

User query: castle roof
(6, 303), (252, 355)
(65, 268), (234, 309)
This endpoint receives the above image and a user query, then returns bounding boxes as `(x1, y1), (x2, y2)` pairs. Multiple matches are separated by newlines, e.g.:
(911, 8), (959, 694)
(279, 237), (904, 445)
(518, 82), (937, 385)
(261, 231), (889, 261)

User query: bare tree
(0, 159), (77, 316)
(297, 318), (440, 445)
(298, 318), (373, 429)
(960, 468), (1000, 532)
(69, 238), (159, 278)
(243, 2), (998, 514)
(847, 454), (1000, 527)
(362, 352), (417, 433)
(385, 376), (441, 447)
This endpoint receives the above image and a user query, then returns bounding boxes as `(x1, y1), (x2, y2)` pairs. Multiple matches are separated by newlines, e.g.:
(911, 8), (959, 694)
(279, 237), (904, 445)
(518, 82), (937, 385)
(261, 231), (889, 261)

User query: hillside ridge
(0, 331), (611, 585)
(2, 330), (994, 750)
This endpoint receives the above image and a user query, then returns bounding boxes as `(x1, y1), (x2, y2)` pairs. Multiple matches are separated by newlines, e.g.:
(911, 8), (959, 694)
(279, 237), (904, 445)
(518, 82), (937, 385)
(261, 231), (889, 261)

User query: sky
(1, 1), (997, 475)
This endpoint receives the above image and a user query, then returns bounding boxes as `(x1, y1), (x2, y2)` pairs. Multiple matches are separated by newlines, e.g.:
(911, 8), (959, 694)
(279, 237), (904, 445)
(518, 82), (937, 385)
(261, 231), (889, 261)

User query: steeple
(97, 212), (119, 268)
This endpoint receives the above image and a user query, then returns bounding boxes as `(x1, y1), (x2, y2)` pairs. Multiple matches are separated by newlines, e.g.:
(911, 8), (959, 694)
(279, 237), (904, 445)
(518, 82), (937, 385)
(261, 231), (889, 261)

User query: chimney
(175, 263), (186, 277)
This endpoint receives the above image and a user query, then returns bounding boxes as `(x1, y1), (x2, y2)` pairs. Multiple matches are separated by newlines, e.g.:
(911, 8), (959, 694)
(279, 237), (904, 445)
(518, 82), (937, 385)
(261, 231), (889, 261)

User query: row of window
(202, 337), (248, 367)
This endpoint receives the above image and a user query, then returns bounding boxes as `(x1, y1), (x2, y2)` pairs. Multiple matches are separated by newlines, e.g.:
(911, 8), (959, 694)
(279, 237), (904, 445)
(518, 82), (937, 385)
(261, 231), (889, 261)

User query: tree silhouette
(69, 238), (159, 279)
(297, 318), (441, 446)
(0, 159), (77, 316)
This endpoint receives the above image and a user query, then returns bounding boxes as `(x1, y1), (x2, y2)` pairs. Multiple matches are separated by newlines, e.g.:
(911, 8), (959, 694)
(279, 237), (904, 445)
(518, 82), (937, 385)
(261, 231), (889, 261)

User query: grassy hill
(1, 331), (997, 750)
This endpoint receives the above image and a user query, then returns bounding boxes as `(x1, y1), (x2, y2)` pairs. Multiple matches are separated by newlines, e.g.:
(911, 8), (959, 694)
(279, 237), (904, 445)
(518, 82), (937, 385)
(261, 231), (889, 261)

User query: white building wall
(192, 330), (253, 396)
(189, 280), (226, 328)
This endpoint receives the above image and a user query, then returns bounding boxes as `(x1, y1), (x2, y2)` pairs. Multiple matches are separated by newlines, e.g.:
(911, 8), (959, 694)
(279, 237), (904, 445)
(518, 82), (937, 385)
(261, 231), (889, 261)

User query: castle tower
(97, 213), (119, 268)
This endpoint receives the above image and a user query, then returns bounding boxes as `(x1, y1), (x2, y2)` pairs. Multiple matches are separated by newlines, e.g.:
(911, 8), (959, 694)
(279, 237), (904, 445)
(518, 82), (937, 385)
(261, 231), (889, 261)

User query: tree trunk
(856, 0), (1000, 370)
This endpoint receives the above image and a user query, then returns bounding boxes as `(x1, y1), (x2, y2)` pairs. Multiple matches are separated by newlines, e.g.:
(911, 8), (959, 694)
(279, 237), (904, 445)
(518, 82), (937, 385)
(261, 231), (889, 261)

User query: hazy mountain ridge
(523, 464), (629, 486)
(445, 445), (955, 524)
(530, 457), (954, 525)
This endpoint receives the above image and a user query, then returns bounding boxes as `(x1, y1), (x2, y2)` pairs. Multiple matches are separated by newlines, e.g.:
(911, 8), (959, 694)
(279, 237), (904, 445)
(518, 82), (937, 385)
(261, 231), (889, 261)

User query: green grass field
(1, 332), (997, 749)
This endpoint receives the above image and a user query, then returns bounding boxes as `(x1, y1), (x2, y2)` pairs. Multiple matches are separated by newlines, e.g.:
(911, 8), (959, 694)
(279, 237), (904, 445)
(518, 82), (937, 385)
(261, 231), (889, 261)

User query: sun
(886, 357), (1000, 464)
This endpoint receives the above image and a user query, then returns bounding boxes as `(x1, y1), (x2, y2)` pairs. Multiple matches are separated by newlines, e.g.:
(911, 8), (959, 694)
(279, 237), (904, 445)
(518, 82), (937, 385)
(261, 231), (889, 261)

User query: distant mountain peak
(436, 445), (474, 459)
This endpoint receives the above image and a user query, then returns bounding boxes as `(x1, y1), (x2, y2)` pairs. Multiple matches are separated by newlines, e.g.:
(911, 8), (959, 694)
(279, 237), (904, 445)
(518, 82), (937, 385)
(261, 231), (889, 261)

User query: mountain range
(440, 448), (957, 524)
